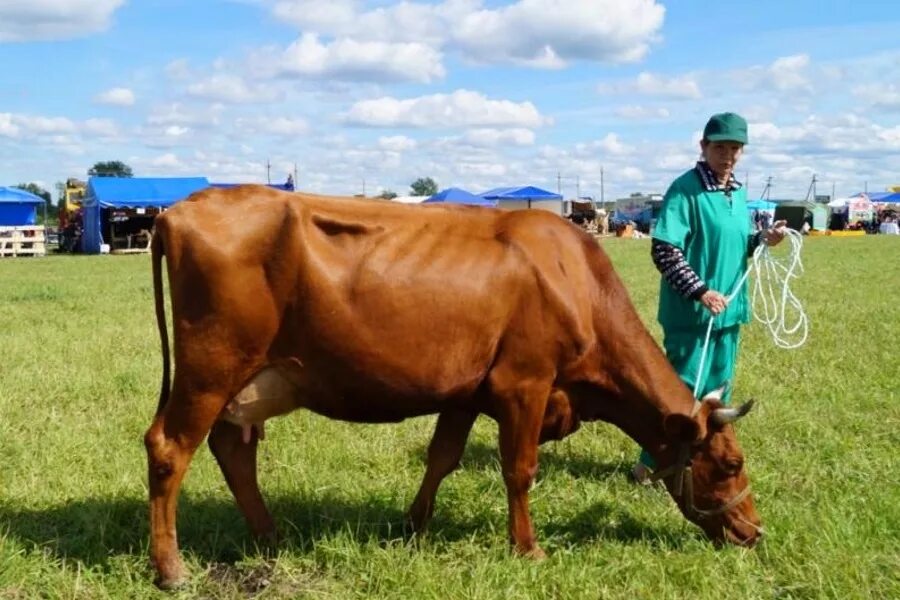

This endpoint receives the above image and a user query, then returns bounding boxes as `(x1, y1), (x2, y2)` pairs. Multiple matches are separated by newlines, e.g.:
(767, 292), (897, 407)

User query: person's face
(701, 140), (743, 180)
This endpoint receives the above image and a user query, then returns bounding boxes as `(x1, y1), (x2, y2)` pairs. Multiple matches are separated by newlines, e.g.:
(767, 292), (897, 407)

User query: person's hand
(764, 220), (788, 246)
(700, 290), (729, 315)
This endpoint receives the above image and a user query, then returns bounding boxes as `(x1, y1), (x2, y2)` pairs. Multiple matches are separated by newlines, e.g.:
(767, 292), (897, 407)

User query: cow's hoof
(154, 571), (187, 591)
(254, 530), (280, 554)
(153, 559), (188, 590)
(516, 545), (547, 560)
(405, 511), (430, 533)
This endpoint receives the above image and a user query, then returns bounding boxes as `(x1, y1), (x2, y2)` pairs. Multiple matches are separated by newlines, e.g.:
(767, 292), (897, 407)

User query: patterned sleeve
(651, 239), (708, 300)
(747, 230), (765, 256)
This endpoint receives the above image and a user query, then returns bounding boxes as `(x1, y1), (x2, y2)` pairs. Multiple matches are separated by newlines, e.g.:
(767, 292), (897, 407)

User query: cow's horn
(711, 399), (755, 425)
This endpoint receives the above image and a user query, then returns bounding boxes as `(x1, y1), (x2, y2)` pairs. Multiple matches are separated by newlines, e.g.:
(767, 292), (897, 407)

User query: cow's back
(157, 185), (607, 416)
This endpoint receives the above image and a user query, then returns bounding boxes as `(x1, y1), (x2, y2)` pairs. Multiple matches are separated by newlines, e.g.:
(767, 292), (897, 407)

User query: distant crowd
(829, 209), (900, 235)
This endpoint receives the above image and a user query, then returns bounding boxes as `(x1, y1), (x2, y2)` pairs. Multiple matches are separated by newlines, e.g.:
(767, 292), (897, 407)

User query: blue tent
(0, 186), (45, 226)
(479, 185), (562, 209)
(425, 187), (497, 206)
(82, 176), (210, 254)
(746, 199), (777, 211)
(210, 182), (295, 192)
(480, 185), (562, 201)
(868, 191), (900, 204)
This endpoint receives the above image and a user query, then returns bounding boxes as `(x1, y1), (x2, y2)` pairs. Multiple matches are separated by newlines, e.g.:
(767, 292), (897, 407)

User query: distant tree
(15, 182), (58, 225)
(88, 160), (133, 178)
(15, 182), (50, 203)
(379, 189), (398, 200)
(410, 177), (438, 197)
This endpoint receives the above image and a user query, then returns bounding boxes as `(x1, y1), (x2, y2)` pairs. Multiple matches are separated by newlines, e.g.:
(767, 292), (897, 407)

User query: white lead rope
(693, 227), (808, 399)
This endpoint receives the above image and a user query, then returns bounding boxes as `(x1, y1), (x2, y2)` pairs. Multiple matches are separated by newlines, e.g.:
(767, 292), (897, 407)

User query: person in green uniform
(632, 112), (787, 483)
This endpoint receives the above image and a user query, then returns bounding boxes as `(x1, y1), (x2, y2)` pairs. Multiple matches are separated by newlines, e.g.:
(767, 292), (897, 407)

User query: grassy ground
(1, 236), (898, 599)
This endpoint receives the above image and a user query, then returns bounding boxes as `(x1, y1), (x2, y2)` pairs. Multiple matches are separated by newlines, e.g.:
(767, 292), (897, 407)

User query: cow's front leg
(407, 410), (477, 531)
(144, 390), (227, 589)
(208, 420), (277, 543)
(495, 381), (550, 558)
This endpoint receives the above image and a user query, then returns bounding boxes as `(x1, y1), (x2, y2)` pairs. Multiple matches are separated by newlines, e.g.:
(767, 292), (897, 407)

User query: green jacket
(653, 168), (752, 332)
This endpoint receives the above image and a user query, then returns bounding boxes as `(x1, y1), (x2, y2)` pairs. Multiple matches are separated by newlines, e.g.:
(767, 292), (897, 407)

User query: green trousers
(639, 325), (741, 468)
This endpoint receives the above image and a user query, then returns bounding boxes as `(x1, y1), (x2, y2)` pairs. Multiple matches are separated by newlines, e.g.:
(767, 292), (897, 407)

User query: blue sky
(1, 0), (898, 200)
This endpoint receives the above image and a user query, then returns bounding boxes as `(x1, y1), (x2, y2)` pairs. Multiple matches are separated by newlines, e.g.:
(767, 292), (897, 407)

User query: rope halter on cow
(648, 400), (755, 520)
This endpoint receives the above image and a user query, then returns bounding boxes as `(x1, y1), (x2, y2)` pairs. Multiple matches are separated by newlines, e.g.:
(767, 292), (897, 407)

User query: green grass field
(1, 237), (898, 599)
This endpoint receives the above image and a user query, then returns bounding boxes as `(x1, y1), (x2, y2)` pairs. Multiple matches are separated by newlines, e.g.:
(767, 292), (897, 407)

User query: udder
(221, 358), (307, 443)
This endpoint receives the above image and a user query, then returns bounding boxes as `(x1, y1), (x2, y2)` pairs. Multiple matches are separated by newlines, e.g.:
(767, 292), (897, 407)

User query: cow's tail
(152, 230), (171, 415)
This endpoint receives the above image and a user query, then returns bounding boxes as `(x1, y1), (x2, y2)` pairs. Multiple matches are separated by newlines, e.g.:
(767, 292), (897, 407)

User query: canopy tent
(425, 187), (497, 206)
(480, 186), (562, 202)
(867, 191), (900, 204)
(82, 176), (210, 254)
(746, 199), (777, 211)
(479, 185), (563, 213)
(210, 182), (295, 192)
(0, 186), (44, 226)
(390, 195), (429, 204)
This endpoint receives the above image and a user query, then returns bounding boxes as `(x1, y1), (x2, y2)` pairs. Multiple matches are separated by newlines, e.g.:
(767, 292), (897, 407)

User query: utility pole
(557, 171), (562, 196)
(806, 174), (818, 202)
(266, 159), (271, 184)
(600, 167), (605, 205)
(759, 176), (773, 200)
(362, 178), (366, 197)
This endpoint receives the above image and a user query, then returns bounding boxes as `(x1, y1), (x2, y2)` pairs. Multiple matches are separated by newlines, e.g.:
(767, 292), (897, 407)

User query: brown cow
(144, 185), (762, 589)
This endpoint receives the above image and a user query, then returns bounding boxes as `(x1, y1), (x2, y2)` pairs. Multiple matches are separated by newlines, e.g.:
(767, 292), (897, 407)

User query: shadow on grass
(0, 444), (689, 570)
(414, 438), (633, 481)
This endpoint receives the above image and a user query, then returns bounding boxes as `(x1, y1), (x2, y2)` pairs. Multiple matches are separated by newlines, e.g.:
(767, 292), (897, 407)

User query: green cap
(703, 112), (748, 144)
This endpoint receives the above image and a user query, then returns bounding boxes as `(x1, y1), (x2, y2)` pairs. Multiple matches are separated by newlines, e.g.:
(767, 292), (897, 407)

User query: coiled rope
(693, 227), (808, 399)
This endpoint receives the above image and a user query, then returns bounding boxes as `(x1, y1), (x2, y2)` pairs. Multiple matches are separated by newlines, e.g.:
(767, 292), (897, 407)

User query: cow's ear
(663, 412), (704, 443)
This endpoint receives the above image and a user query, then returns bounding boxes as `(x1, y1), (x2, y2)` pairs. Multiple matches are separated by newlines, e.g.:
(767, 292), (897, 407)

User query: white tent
(390, 195), (429, 204)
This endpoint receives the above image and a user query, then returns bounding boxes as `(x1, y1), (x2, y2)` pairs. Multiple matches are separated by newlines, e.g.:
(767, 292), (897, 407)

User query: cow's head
(659, 390), (763, 547)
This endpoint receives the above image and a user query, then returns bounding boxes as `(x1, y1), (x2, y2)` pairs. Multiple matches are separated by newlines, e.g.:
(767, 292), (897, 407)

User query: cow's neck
(592, 330), (697, 463)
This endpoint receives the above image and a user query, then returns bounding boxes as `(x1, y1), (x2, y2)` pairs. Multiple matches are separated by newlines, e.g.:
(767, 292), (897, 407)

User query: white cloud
(147, 103), (224, 127)
(276, 33), (445, 83)
(150, 153), (182, 169)
(452, 0), (665, 67)
(0, 112), (118, 145)
(855, 83), (900, 112)
(461, 128), (535, 147)
(0, 0), (125, 42)
(0, 113), (20, 138)
(164, 126), (190, 138)
(596, 133), (633, 156)
(621, 166), (644, 181)
(615, 105), (670, 119)
(165, 59), (192, 81)
(270, 0), (665, 67)
(344, 90), (548, 129)
(377, 135), (417, 152)
(769, 54), (812, 91)
(233, 116), (310, 137)
(736, 54), (813, 94)
(94, 87), (135, 106)
(599, 71), (702, 99)
(82, 118), (118, 138)
(187, 74), (282, 104)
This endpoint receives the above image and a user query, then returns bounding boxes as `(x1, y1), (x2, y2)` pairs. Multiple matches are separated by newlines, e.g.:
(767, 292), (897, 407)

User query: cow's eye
(724, 458), (743, 473)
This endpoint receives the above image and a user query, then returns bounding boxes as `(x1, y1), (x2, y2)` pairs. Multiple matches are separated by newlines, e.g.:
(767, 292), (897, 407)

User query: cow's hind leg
(493, 379), (551, 558)
(208, 420), (277, 542)
(144, 390), (228, 589)
(407, 410), (477, 532)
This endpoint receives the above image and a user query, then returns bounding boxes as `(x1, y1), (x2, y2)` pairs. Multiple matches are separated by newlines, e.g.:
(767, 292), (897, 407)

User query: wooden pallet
(0, 225), (47, 257)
